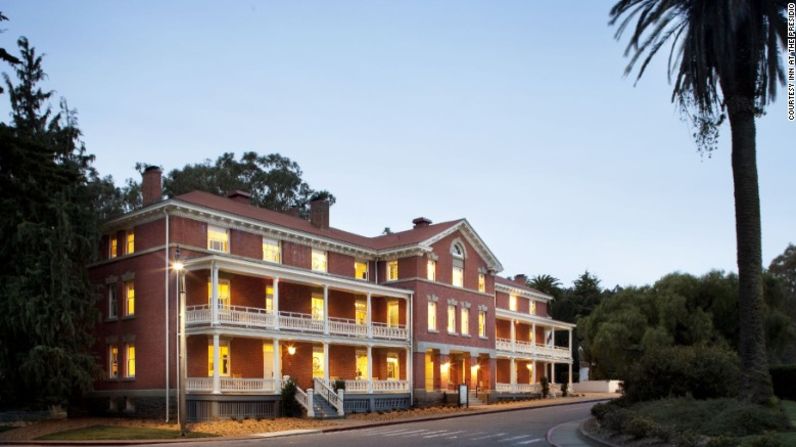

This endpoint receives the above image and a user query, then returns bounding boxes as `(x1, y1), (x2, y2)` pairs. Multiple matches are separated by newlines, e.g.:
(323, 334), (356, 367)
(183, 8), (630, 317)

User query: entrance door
(312, 346), (324, 379)
(425, 352), (434, 391)
(387, 301), (399, 327)
(263, 343), (274, 379)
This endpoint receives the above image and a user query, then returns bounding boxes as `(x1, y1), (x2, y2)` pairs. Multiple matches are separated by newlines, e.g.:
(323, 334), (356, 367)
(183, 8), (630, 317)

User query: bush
(624, 416), (658, 439)
(624, 345), (740, 402)
(702, 402), (789, 437)
(591, 401), (613, 419)
(332, 379), (345, 392)
(561, 382), (568, 397)
(540, 377), (550, 398)
(769, 365), (796, 401)
(280, 378), (302, 417)
(740, 433), (785, 447)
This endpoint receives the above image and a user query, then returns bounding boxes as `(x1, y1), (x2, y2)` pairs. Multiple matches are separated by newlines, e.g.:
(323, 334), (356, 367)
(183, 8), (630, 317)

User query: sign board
(458, 384), (468, 407)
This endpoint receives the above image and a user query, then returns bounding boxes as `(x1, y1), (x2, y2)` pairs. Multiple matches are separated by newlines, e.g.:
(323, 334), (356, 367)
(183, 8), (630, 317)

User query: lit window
(356, 350), (368, 379)
(427, 302), (437, 331)
(529, 300), (537, 315)
(355, 261), (368, 280)
(509, 295), (517, 311)
(265, 285), (274, 312)
(108, 285), (118, 319)
(110, 237), (118, 258)
(478, 311), (486, 337)
(125, 344), (135, 378)
(126, 232), (135, 255)
(452, 265), (464, 287)
(262, 238), (281, 263)
(386, 354), (399, 380)
(109, 345), (119, 378)
(207, 280), (231, 307)
(478, 274), (486, 293)
(124, 281), (135, 316)
(311, 293), (324, 320)
(207, 225), (229, 252)
(461, 308), (470, 335)
(311, 249), (327, 272)
(208, 342), (230, 377)
(427, 260), (436, 281)
(355, 298), (367, 324)
(387, 261), (399, 281)
(312, 346), (324, 379)
(452, 243), (464, 287)
(447, 305), (456, 334)
(387, 300), (400, 327)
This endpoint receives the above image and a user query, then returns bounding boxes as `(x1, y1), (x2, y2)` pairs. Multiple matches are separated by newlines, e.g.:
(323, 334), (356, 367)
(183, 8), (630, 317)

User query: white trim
(495, 308), (576, 329)
(495, 282), (553, 301)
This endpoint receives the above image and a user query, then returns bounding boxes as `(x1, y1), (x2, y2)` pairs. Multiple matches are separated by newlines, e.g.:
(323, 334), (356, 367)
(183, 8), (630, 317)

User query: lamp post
(173, 250), (187, 436)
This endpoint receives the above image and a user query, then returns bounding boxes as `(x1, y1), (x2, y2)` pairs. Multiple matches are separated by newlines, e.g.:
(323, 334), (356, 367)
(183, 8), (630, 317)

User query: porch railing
(328, 317), (368, 338)
(343, 379), (370, 393)
(186, 377), (212, 392)
(343, 379), (409, 393)
(295, 385), (314, 417)
(371, 322), (408, 340)
(278, 311), (325, 333)
(496, 383), (541, 393)
(495, 337), (572, 361)
(186, 377), (278, 393)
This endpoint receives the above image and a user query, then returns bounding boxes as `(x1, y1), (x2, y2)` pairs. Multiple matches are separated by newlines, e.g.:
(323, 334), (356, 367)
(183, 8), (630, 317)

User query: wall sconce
(441, 361), (450, 370)
(471, 364), (480, 370)
(287, 345), (296, 356)
(526, 364), (533, 370)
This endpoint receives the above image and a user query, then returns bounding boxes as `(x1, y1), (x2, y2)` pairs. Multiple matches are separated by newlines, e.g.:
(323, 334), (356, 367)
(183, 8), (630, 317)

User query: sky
(1, 1), (793, 288)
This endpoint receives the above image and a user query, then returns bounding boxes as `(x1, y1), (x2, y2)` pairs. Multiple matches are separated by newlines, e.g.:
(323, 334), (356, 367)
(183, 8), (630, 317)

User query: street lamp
(173, 250), (187, 437)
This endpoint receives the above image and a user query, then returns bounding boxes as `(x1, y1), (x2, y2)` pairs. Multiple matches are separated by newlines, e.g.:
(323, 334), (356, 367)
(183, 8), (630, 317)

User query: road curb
(577, 418), (623, 447)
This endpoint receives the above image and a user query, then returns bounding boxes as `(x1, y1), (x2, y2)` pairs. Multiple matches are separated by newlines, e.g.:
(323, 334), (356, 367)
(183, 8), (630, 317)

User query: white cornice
(495, 282), (553, 301)
(494, 308), (576, 329)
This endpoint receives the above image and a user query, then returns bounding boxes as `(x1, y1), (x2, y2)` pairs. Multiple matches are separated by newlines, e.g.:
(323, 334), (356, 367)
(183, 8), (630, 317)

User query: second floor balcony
(495, 337), (572, 362)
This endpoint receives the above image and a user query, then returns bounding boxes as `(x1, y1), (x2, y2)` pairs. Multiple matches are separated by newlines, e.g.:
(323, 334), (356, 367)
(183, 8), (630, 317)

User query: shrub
(740, 433), (785, 447)
(769, 365), (796, 401)
(624, 416), (658, 439)
(624, 345), (740, 402)
(280, 378), (302, 417)
(702, 402), (789, 437)
(591, 401), (614, 419)
(332, 379), (345, 391)
(602, 407), (632, 432)
(540, 377), (550, 398)
(561, 382), (568, 397)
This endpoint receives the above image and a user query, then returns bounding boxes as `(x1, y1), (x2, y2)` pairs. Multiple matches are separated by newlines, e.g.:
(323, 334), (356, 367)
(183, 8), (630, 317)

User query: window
(262, 238), (281, 263)
(447, 305), (456, 334)
(265, 285), (274, 312)
(125, 344), (135, 378)
(356, 350), (368, 379)
(108, 345), (119, 378)
(355, 298), (367, 324)
(386, 354), (399, 380)
(208, 341), (230, 376)
(452, 243), (464, 287)
(387, 300), (400, 327)
(311, 249), (327, 272)
(355, 260), (368, 280)
(461, 308), (470, 335)
(478, 311), (487, 337)
(207, 280), (231, 307)
(126, 232), (135, 255)
(311, 293), (324, 320)
(427, 301), (437, 331)
(427, 260), (436, 281)
(110, 237), (118, 258)
(124, 281), (135, 316)
(478, 273), (486, 293)
(108, 285), (118, 320)
(509, 294), (518, 311)
(312, 346), (324, 379)
(529, 300), (537, 315)
(207, 225), (229, 252)
(387, 261), (398, 281)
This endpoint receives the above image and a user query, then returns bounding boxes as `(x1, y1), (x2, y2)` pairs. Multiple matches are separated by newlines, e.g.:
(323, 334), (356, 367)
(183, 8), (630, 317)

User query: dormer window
(387, 261), (399, 281)
(262, 238), (281, 263)
(451, 242), (464, 288)
(207, 225), (229, 253)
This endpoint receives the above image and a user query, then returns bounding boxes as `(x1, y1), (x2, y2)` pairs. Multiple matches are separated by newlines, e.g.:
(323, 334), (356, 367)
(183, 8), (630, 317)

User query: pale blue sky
(2, 1), (793, 287)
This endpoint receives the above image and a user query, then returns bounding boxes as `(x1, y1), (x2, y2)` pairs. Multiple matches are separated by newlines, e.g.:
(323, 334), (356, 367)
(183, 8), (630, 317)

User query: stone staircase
(468, 392), (485, 406)
(311, 393), (343, 419)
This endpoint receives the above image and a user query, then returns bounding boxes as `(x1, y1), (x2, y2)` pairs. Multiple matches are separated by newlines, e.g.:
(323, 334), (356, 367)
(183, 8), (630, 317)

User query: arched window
(451, 242), (465, 287)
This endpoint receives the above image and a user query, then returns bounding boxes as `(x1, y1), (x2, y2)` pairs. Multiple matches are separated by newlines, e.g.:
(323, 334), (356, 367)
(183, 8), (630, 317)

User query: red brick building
(89, 167), (574, 420)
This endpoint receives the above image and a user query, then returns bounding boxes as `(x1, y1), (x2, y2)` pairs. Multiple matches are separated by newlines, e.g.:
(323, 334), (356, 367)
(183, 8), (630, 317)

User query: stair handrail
(313, 378), (344, 416)
(295, 385), (315, 417)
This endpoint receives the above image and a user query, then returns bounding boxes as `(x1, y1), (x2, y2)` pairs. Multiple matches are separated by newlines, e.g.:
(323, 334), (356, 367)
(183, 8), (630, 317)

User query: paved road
(160, 401), (598, 447)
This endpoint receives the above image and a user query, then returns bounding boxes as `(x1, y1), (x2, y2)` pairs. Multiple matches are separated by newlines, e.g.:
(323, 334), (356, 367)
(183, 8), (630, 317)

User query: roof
(173, 190), (462, 251)
(494, 276), (550, 297)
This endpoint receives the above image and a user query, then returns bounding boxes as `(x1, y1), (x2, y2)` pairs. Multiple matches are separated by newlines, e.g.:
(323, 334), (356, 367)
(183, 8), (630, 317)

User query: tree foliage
(0, 37), (100, 407)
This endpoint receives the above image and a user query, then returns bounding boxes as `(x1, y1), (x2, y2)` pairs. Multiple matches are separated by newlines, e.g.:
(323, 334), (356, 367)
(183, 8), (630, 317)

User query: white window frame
(207, 225), (229, 253)
(355, 260), (369, 281)
(451, 242), (465, 288)
(108, 345), (119, 379)
(125, 344), (135, 378)
(427, 301), (437, 332)
(124, 280), (135, 317)
(509, 294), (518, 311)
(311, 249), (327, 272)
(262, 238), (281, 263)
(427, 259), (436, 281)
(387, 260), (399, 281)
(478, 273), (486, 293)
(447, 304), (456, 334)
(460, 307), (470, 336)
(478, 310), (487, 338)
(108, 285), (118, 320)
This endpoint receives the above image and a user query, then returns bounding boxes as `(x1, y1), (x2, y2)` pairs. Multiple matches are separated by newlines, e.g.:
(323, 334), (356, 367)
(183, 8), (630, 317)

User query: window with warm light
(108, 345), (119, 378)
(529, 300), (537, 315)
(126, 232), (135, 255)
(386, 354), (399, 380)
(108, 285), (118, 320)
(451, 243), (464, 287)
(265, 285), (274, 312)
(355, 298), (366, 324)
(509, 294), (518, 311)
(311, 293), (324, 320)
(262, 238), (281, 263)
(207, 280), (231, 307)
(387, 300), (400, 327)
(355, 260), (368, 280)
(125, 344), (135, 378)
(387, 260), (399, 281)
(356, 350), (368, 379)
(208, 342), (230, 376)
(110, 237), (118, 258)
(124, 281), (135, 316)
(452, 265), (464, 287)
(478, 273), (486, 292)
(427, 259), (436, 281)
(207, 225), (229, 252)
(427, 302), (437, 331)
(312, 346), (324, 379)
(478, 311), (487, 337)
(447, 305), (456, 334)
(311, 249), (327, 272)
(461, 308), (470, 335)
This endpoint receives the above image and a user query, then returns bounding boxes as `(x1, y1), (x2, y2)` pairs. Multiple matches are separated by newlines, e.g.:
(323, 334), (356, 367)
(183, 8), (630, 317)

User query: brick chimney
(412, 217), (432, 229)
(309, 199), (330, 229)
(227, 190), (251, 205)
(514, 274), (528, 285)
(141, 166), (162, 206)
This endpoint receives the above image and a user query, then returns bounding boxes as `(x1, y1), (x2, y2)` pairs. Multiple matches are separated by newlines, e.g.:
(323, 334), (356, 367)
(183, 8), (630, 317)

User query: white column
(404, 297), (410, 334)
(212, 334), (221, 394)
(323, 342), (330, 383)
(323, 285), (329, 335)
(273, 339), (281, 390)
(273, 278), (280, 330)
(568, 329), (573, 358)
(406, 347), (412, 387)
(366, 345), (373, 393)
(568, 363), (573, 387)
(366, 293), (373, 338)
(531, 361), (537, 384)
(531, 323), (536, 345)
(551, 362), (556, 384)
(510, 319), (516, 352)
(552, 329), (556, 348)
(210, 263), (219, 325)
(510, 357), (516, 386)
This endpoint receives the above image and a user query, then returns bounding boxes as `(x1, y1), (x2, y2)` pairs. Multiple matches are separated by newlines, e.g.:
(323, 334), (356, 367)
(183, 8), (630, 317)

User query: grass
(36, 425), (216, 440)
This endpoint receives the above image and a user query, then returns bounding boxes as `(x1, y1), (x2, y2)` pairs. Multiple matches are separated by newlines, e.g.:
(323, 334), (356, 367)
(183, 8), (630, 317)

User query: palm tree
(529, 274), (563, 297)
(610, 0), (787, 404)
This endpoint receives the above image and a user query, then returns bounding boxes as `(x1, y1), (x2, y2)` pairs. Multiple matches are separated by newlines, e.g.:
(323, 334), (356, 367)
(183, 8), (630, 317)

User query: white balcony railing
(343, 379), (370, 393)
(495, 337), (572, 361)
(186, 377), (278, 393)
(186, 377), (212, 392)
(496, 383), (541, 393)
(186, 304), (409, 341)
(372, 379), (409, 393)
